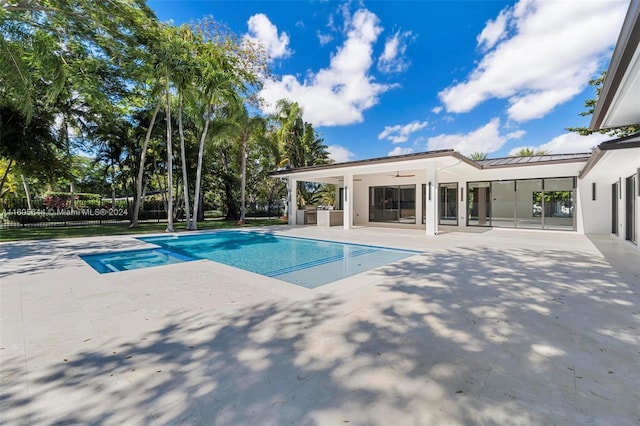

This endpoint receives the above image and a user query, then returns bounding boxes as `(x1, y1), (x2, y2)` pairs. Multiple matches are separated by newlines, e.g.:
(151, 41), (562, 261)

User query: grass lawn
(0, 218), (287, 242)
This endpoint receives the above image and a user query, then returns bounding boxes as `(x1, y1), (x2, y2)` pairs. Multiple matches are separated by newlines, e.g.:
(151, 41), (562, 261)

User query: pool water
(83, 231), (420, 288)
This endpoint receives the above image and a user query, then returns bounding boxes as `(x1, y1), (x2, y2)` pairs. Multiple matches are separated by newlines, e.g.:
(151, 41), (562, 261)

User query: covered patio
(273, 150), (588, 236)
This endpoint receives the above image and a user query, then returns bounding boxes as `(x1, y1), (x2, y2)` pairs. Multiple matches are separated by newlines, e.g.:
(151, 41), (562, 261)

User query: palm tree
(223, 104), (266, 224)
(469, 152), (488, 160)
(189, 41), (241, 229)
(93, 119), (131, 207)
(130, 99), (162, 228)
(512, 147), (548, 156)
(274, 100), (305, 169)
(170, 24), (200, 230)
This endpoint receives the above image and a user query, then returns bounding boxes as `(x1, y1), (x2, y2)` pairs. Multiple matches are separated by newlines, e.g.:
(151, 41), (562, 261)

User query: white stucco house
(272, 0), (640, 251)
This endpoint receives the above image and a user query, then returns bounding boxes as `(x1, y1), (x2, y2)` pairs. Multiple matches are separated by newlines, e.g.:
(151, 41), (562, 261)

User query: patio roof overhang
(270, 149), (479, 183)
(590, 0), (640, 130)
(270, 149), (592, 184)
(579, 133), (640, 178)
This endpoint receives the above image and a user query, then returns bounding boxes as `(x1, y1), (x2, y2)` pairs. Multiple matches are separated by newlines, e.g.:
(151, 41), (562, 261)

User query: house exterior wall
(279, 150), (636, 246)
(578, 178), (612, 234)
(349, 161), (585, 230)
(579, 147), (640, 251)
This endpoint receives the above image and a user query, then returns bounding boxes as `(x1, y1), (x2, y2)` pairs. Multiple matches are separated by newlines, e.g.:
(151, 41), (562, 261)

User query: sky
(148, 0), (630, 162)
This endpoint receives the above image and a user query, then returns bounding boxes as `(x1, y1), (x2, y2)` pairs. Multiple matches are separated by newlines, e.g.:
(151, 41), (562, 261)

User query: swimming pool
(83, 231), (420, 288)
(81, 248), (195, 274)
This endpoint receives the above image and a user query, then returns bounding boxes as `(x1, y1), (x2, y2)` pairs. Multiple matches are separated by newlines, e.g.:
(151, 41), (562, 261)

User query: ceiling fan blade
(390, 171), (415, 178)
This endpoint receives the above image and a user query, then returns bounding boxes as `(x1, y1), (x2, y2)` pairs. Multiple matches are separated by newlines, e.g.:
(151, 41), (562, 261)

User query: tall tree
(566, 71), (640, 137)
(469, 152), (488, 160)
(222, 104), (266, 223)
(187, 17), (268, 229)
(130, 100), (162, 228)
(273, 100), (330, 206)
(511, 148), (548, 156)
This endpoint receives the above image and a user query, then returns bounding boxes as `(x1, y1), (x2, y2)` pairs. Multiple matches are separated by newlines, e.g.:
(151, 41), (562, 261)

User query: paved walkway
(1, 227), (639, 425)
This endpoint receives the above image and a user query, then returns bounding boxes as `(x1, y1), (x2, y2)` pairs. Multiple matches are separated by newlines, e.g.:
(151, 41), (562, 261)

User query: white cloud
(477, 9), (509, 51)
(260, 8), (396, 126)
(506, 130), (526, 139)
(377, 30), (413, 73)
(427, 118), (523, 155)
(432, 106), (443, 114)
(388, 146), (415, 156)
(317, 32), (334, 45)
(327, 145), (356, 163)
(378, 120), (428, 143)
(243, 14), (291, 61)
(510, 132), (609, 155)
(439, 0), (627, 122)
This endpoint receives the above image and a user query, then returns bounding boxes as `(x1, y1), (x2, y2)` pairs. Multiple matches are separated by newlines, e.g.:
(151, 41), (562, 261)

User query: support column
(343, 174), (353, 229)
(425, 168), (437, 236)
(288, 178), (297, 225)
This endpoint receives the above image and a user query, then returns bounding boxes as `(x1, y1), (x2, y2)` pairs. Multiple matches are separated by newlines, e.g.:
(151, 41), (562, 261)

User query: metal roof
(474, 153), (592, 168)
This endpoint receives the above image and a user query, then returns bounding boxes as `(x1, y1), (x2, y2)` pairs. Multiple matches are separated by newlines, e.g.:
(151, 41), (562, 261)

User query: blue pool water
(81, 248), (195, 274)
(83, 231), (419, 288)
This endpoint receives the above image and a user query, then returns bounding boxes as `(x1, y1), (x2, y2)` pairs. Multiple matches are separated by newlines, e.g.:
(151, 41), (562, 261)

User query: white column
(425, 168), (437, 236)
(459, 181), (466, 228)
(343, 173), (353, 229)
(288, 178), (297, 225)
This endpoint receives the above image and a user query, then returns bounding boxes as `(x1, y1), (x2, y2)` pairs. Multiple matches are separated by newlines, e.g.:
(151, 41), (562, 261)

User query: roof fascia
(478, 157), (590, 170)
(578, 147), (604, 178)
(590, 0), (640, 130)
(270, 150), (480, 178)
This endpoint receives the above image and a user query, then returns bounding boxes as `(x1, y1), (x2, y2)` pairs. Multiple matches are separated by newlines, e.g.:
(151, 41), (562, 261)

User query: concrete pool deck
(1, 226), (639, 425)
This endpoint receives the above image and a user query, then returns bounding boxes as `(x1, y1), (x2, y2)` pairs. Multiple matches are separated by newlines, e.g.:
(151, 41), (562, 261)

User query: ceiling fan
(390, 171), (415, 178)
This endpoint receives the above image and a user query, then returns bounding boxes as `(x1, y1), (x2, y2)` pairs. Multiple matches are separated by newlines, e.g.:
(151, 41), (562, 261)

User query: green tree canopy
(566, 71), (640, 138)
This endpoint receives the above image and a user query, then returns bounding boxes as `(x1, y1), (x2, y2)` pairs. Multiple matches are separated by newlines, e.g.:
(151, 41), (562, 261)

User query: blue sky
(149, 0), (630, 162)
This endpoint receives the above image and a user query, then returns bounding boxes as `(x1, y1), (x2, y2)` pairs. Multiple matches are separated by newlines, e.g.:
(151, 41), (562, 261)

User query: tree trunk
(0, 158), (13, 194)
(20, 174), (32, 210)
(130, 99), (161, 228)
(191, 103), (212, 231)
(165, 85), (175, 233)
(69, 181), (75, 211)
(111, 158), (116, 207)
(177, 94), (192, 230)
(239, 129), (247, 224)
(61, 119), (76, 212)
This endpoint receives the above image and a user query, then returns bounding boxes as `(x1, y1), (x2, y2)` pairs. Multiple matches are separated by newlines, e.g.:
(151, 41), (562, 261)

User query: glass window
(543, 178), (574, 230)
(467, 182), (490, 226)
(467, 177), (576, 231)
(399, 185), (416, 223)
(491, 180), (516, 228)
(422, 184), (426, 224)
(439, 183), (458, 225)
(369, 185), (416, 224)
(516, 179), (542, 229)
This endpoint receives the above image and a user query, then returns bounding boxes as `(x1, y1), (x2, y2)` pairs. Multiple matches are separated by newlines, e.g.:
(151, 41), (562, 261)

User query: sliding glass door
(439, 183), (458, 225)
(369, 185), (416, 224)
(626, 175), (637, 244)
(467, 182), (490, 226)
(467, 177), (576, 230)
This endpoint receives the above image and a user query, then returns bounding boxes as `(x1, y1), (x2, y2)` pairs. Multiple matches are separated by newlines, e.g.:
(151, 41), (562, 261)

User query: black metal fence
(0, 198), (166, 229)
